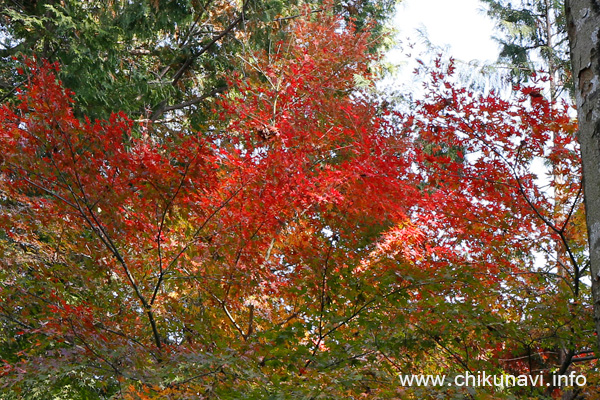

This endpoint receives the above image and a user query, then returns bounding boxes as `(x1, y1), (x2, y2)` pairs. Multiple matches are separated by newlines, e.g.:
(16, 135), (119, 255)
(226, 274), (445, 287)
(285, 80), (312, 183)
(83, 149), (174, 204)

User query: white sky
(381, 0), (503, 96)
(392, 0), (499, 63)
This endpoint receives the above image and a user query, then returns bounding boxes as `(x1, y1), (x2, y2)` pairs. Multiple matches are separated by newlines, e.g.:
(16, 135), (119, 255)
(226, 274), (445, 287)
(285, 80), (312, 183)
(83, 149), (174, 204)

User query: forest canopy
(0, 1), (597, 399)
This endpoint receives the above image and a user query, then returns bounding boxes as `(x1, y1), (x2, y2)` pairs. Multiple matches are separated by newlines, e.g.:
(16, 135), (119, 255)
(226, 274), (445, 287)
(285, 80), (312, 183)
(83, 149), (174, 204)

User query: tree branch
(151, 85), (227, 121)
(171, 0), (250, 86)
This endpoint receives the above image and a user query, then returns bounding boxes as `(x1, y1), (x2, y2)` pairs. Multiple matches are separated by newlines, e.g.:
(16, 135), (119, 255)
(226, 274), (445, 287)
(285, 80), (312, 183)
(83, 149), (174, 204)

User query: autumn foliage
(0, 11), (596, 400)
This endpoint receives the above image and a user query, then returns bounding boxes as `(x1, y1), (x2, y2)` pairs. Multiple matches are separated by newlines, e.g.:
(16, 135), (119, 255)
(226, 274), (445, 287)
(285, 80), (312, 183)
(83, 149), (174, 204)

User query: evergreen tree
(481, 0), (571, 99)
(0, 0), (397, 126)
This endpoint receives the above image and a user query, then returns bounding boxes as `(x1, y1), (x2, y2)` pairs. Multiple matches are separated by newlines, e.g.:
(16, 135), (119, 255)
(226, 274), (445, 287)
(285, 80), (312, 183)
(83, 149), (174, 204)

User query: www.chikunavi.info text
(399, 371), (586, 388)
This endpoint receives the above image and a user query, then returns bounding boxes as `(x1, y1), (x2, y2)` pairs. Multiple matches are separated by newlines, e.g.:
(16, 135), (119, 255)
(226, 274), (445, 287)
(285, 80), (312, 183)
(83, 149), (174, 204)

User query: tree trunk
(565, 0), (600, 349)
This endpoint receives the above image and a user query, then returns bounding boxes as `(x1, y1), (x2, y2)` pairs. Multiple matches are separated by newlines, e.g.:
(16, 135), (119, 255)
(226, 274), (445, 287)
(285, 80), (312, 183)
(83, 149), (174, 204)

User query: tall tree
(565, 0), (600, 351)
(482, 0), (571, 99)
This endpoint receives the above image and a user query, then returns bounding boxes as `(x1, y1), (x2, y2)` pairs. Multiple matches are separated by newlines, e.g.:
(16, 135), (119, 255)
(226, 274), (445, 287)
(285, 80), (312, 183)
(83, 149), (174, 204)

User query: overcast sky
(392, 0), (499, 63)
(381, 0), (502, 94)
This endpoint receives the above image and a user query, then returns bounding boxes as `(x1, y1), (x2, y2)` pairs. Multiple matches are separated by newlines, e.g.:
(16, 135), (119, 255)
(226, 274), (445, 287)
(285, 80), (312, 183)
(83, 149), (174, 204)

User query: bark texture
(565, 0), (600, 349)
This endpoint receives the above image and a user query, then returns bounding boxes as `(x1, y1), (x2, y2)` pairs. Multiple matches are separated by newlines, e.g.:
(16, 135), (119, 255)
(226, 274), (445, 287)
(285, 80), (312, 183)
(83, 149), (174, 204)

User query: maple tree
(0, 13), (416, 398)
(404, 59), (595, 398)
(0, 8), (597, 400)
